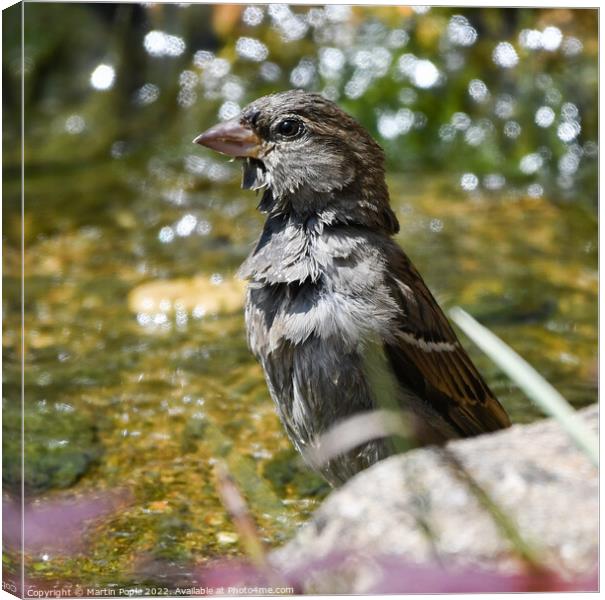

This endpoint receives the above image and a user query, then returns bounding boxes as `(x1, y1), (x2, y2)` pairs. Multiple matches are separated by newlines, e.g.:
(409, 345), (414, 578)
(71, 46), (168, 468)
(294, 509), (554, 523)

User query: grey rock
(272, 405), (598, 591)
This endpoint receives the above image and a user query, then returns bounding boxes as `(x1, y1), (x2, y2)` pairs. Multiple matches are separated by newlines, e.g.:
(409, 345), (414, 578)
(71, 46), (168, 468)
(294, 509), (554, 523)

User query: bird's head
(194, 90), (398, 233)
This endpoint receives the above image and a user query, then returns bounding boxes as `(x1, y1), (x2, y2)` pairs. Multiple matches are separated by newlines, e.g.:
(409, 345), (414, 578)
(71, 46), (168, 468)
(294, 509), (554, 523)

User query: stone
(128, 275), (246, 318)
(272, 405), (598, 592)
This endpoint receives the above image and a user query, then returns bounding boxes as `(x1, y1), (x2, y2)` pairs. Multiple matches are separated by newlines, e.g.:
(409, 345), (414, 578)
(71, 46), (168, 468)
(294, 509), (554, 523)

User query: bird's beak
(193, 119), (261, 158)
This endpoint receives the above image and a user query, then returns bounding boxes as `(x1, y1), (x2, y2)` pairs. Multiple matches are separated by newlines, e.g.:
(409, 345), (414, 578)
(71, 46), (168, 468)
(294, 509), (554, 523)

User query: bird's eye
(276, 119), (303, 138)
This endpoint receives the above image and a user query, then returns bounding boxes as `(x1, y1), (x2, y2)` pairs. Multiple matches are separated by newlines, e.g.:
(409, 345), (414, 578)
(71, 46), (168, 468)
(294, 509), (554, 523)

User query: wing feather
(384, 247), (511, 437)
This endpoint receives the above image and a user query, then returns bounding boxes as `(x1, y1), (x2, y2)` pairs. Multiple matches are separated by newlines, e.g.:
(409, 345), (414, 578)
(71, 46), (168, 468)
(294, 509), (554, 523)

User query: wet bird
(194, 90), (511, 485)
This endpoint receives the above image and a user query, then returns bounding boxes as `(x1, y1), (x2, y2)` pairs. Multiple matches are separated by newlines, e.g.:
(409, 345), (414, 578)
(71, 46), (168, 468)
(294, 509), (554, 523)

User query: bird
(193, 89), (511, 486)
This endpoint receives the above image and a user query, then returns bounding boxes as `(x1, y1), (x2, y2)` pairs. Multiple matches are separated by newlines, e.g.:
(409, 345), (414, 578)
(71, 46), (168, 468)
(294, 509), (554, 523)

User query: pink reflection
(3, 489), (132, 554)
(189, 553), (598, 595)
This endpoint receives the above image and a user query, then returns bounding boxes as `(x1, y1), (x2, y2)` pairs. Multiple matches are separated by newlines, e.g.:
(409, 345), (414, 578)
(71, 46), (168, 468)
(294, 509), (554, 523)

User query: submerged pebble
(128, 276), (247, 321)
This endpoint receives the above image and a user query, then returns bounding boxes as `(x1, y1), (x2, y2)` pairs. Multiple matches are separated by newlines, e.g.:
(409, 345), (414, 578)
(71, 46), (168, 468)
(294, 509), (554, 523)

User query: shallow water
(2, 2), (598, 592)
(3, 154), (597, 587)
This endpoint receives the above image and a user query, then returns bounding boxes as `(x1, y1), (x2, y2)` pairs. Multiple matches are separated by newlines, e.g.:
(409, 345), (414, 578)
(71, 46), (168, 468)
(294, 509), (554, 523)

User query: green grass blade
(449, 307), (598, 467)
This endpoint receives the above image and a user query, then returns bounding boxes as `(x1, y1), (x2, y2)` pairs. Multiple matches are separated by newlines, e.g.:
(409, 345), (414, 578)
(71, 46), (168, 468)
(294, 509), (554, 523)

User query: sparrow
(194, 90), (511, 486)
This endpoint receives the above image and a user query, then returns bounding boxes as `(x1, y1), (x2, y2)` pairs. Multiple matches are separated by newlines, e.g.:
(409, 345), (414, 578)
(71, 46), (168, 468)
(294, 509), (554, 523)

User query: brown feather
(384, 247), (511, 437)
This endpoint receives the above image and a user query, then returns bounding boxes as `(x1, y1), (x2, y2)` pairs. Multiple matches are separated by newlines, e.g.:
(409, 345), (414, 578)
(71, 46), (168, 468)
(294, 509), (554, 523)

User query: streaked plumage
(194, 90), (511, 485)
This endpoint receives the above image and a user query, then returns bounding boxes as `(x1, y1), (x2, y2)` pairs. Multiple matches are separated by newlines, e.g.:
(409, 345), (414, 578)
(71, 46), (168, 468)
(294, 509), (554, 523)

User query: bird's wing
(383, 248), (511, 437)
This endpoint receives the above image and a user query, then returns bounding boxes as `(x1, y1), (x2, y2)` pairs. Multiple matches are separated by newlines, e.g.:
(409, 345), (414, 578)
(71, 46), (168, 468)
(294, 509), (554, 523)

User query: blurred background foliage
(3, 4), (598, 204)
(2, 3), (598, 592)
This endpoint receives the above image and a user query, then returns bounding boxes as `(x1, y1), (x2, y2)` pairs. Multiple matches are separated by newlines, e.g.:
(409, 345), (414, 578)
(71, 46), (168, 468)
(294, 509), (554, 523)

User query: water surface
(3, 159), (597, 587)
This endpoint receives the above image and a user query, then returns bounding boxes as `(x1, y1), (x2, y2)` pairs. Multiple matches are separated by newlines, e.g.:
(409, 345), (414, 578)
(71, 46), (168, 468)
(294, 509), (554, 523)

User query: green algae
(3, 398), (102, 495)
